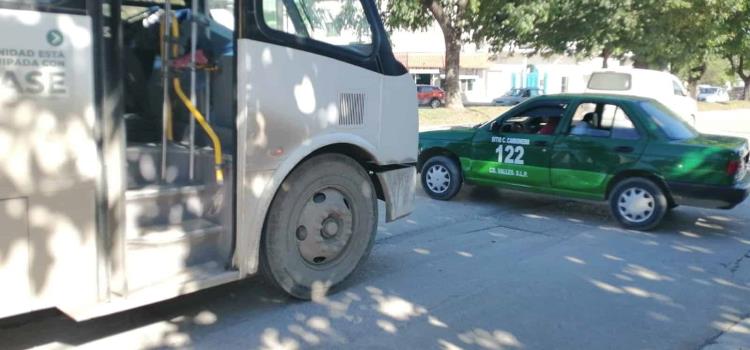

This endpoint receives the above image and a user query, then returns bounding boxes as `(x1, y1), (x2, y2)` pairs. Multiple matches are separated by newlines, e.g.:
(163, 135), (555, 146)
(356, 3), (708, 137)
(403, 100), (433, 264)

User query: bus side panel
(0, 198), (31, 318)
(0, 9), (98, 318)
(235, 39), (385, 275)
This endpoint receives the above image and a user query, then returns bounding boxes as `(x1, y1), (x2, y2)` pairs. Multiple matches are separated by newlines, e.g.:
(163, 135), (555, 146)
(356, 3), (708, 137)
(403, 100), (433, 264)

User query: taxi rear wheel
(421, 155), (462, 200)
(609, 177), (668, 231)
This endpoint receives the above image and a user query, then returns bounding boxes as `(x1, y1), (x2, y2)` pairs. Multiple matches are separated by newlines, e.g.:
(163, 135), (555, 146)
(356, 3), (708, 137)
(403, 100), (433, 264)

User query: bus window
(262, 0), (373, 56)
(208, 0), (235, 31)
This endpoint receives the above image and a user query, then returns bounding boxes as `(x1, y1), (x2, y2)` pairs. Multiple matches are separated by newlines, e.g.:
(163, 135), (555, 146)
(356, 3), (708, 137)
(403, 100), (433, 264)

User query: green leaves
(382, 0), (749, 100)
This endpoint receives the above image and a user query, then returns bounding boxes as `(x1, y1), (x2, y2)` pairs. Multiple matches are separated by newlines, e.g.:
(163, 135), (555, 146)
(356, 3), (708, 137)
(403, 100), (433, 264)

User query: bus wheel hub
(297, 188), (353, 265)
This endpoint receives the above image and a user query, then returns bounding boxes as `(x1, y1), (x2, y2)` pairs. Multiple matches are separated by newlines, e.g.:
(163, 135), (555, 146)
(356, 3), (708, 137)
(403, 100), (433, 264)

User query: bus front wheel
(260, 153), (377, 299)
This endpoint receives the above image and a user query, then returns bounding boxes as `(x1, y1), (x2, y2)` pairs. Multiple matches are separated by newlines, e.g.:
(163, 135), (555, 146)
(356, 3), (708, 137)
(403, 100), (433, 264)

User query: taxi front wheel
(609, 177), (668, 231)
(421, 156), (462, 200)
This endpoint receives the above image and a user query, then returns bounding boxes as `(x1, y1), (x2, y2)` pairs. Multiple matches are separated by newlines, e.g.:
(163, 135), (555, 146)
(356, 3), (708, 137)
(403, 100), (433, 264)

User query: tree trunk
(632, 56), (650, 69)
(687, 63), (707, 98)
(688, 80), (699, 99)
(601, 48), (611, 69)
(727, 56), (750, 101)
(422, 0), (465, 109)
(443, 36), (464, 109)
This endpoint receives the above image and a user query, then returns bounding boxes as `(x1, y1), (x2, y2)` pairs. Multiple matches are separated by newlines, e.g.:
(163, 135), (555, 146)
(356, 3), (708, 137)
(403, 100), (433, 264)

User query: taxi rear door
(550, 99), (647, 197)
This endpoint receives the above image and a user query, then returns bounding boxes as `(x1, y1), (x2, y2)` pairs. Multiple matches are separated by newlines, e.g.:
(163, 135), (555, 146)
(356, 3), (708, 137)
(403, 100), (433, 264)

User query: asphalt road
(2, 108), (749, 350)
(2, 184), (749, 350)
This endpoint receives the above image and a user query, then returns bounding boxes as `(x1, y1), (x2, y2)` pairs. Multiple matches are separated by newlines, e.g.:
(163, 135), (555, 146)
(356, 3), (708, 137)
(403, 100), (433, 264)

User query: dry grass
(698, 100), (750, 111)
(419, 106), (511, 127)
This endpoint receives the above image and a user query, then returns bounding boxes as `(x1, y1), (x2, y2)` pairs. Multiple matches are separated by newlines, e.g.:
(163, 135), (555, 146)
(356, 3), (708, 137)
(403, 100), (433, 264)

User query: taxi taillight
(727, 159), (740, 177)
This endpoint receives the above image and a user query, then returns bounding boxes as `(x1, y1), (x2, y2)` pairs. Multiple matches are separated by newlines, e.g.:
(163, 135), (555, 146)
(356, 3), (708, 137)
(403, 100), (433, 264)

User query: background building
(389, 24), (621, 104)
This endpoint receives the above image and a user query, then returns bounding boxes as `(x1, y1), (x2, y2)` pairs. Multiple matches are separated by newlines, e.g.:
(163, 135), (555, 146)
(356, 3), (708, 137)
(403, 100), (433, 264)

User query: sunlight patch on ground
(671, 243), (714, 254)
(713, 320), (750, 335)
(679, 231), (701, 238)
(438, 339), (465, 350)
(373, 294), (427, 321)
(522, 213), (549, 220)
(692, 278), (712, 286)
(457, 328), (523, 349)
(376, 319), (398, 334)
(603, 254), (625, 261)
(614, 273), (634, 282)
(694, 219), (725, 230)
(623, 264), (674, 282)
(288, 324), (321, 345)
(589, 279), (624, 294)
(193, 310), (218, 325)
(260, 328), (300, 350)
(564, 256), (586, 265)
(429, 315), (449, 328)
(414, 248), (431, 255)
(648, 311), (672, 322)
(622, 286), (651, 298)
(306, 316), (331, 332)
(713, 278), (750, 291)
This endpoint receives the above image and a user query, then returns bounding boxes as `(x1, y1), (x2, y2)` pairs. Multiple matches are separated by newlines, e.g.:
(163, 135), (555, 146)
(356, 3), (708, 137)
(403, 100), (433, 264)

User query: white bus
(0, 0), (417, 320)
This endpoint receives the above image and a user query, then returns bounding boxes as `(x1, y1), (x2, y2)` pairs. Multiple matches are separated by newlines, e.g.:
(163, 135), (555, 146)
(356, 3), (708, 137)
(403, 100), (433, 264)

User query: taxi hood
(419, 126), (477, 142)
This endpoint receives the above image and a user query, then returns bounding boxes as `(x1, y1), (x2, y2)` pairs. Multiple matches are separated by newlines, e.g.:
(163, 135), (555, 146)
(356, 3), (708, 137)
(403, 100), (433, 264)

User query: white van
(585, 68), (698, 124)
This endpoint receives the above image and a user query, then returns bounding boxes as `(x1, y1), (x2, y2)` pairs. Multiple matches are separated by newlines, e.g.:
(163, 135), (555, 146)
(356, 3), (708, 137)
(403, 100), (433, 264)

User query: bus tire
(609, 177), (668, 231)
(260, 153), (377, 299)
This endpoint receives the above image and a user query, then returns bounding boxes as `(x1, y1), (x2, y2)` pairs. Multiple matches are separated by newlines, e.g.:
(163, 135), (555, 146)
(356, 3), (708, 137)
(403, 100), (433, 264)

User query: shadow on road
(2, 185), (749, 349)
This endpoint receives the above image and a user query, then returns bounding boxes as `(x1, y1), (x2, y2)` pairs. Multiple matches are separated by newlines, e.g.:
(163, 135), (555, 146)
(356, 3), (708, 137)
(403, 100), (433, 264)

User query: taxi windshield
(639, 101), (698, 140)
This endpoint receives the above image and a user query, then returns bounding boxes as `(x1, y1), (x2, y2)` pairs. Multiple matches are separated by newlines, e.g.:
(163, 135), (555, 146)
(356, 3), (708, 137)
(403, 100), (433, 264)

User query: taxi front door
(469, 103), (567, 189)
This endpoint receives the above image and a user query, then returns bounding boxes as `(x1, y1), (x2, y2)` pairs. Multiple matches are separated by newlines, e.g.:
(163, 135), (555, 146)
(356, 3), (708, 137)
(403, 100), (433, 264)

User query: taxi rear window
(588, 72), (632, 91)
(639, 101), (698, 140)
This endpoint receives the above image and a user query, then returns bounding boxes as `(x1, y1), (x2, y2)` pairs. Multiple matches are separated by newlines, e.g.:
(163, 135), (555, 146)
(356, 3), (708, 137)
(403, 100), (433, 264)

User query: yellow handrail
(159, 11), (224, 183)
(172, 77), (224, 183)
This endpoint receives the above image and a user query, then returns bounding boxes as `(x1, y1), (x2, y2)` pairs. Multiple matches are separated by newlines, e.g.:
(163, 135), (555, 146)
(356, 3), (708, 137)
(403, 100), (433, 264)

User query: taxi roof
(535, 93), (656, 103)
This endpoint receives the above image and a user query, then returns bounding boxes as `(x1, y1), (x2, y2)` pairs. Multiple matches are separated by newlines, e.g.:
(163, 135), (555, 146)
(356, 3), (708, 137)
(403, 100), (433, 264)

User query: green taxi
(418, 94), (750, 230)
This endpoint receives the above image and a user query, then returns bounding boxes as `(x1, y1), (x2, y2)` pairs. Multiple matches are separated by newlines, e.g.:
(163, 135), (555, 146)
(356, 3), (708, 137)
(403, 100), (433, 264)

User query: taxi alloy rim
(617, 186), (656, 224)
(426, 164), (451, 194)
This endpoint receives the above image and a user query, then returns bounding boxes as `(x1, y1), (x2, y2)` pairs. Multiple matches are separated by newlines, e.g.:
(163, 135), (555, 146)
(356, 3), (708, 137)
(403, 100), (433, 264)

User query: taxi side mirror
(490, 121), (501, 133)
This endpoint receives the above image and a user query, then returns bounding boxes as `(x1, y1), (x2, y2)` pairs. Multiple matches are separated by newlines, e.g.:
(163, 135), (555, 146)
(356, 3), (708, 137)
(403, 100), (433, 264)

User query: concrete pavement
(1, 185), (749, 349)
(2, 108), (749, 349)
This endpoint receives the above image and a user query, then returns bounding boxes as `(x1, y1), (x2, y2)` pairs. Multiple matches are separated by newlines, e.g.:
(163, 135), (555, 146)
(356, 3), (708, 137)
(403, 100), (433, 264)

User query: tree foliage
(477, 0), (646, 66)
(383, 0), (750, 102)
(383, 0), (483, 109)
(474, 0), (745, 96)
(721, 0), (750, 100)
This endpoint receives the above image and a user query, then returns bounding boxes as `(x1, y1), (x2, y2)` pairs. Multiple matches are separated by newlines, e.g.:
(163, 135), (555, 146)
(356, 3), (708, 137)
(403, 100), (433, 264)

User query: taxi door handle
(533, 140), (548, 147)
(615, 146), (634, 153)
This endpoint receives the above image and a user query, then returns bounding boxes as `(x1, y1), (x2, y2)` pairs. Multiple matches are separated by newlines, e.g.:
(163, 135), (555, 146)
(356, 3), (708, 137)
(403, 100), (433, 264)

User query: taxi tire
(609, 177), (668, 231)
(421, 155), (462, 200)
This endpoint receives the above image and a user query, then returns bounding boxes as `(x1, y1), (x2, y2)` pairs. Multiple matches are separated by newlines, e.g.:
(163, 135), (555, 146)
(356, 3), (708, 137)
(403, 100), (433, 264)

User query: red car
(417, 84), (445, 108)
